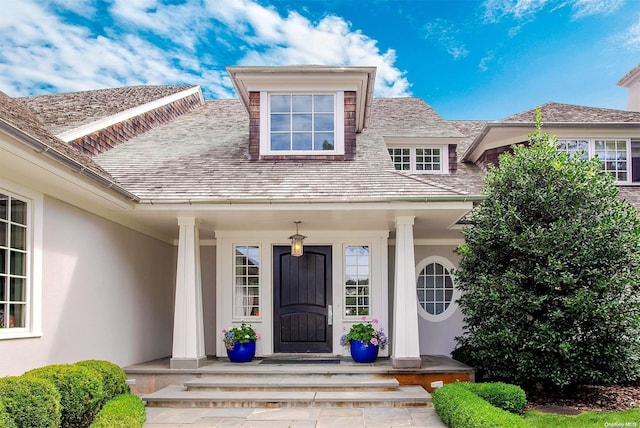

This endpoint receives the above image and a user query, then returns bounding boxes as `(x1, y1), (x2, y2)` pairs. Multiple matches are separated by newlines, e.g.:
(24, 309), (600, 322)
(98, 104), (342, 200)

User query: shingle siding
(69, 92), (203, 156)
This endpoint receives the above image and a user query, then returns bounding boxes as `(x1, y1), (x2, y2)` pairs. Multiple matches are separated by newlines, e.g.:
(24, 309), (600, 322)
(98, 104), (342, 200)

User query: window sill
(0, 331), (42, 340)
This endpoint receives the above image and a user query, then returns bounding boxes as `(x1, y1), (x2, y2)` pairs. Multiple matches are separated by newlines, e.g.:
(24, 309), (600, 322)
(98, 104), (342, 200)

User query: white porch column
(392, 216), (421, 368)
(170, 217), (206, 369)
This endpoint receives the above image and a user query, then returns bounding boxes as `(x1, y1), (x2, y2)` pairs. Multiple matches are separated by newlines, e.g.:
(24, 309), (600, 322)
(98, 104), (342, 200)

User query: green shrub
(432, 382), (530, 428)
(0, 401), (16, 428)
(0, 375), (61, 428)
(75, 360), (129, 404)
(26, 364), (104, 428)
(455, 111), (640, 389)
(462, 382), (527, 414)
(89, 393), (146, 428)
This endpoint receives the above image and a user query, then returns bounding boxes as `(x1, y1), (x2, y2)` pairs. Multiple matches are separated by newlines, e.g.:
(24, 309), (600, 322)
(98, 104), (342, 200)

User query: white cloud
(0, 0), (235, 97)
(482, 0), (622, 22)
(482, 0), (549, 23)
(478, 50), (496, 72)
(620, 15), (640, 51)
(203, 0), (411, 97)
(423, 19), (470, 60)
(0, 0), (411, 99)
(570, 0), (624, 19)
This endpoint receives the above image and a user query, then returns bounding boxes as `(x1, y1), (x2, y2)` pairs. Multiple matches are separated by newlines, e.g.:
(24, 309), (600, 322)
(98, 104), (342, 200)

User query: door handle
(327, 305), (333, 326)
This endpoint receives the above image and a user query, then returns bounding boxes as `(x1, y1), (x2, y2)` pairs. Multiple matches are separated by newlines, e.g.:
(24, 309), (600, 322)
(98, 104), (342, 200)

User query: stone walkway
(144, 406), (447, 427)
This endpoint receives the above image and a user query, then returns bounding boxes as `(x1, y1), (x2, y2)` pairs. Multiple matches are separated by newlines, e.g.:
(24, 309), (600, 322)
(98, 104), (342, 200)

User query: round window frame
(415, 256), (460, 322)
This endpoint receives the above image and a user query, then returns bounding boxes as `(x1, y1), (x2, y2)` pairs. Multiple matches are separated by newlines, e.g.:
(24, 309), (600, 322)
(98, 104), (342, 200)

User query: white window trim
(388, 146), (449, 174)
(232, 244), (261, 320)
(415, 256), (460, 322)
(343, 244), (371, 318)
(260, 91), (345, 156)
(0, 182), (42, 340)
(557, 138), (633, 184)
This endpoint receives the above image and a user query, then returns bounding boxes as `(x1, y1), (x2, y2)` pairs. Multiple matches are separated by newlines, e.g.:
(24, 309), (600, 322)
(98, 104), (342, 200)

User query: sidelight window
(233, 245), (260, 318)
(344, 245), (370, 316)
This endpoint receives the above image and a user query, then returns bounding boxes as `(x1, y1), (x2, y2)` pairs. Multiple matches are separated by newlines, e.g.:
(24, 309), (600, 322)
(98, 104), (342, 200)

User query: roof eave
(0, 119), (140, 202)
(226, 65), (377, 132)
(461, 121), (640, 162)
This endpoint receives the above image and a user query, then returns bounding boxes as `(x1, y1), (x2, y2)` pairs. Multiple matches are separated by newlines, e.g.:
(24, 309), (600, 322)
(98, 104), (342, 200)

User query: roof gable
(19, 85), (197, 136)
(502, 102), (640, 123)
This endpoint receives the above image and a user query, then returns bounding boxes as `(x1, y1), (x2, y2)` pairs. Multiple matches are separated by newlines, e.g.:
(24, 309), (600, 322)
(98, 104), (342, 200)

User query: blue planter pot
(349, 339), (379, 363)
(226, 340), (256, 362)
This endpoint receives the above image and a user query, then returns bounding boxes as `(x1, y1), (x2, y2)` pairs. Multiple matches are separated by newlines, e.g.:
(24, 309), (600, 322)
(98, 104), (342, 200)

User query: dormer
(617, 64), (640, 112)
(227, 66), (376, 160)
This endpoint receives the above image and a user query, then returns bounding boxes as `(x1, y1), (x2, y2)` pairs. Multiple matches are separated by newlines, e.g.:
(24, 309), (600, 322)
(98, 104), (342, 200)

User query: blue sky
(0, 0), (638, 119)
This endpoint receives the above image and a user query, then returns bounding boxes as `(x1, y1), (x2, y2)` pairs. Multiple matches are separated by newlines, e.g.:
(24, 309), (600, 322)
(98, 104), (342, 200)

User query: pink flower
(221, 329), (227, 333)
(361, 316), (367, 321)
(372, 319), (379, 324)
(379, 327), (384, 332)
(370, 338), (379, 346)
(257, 333), (262, 340)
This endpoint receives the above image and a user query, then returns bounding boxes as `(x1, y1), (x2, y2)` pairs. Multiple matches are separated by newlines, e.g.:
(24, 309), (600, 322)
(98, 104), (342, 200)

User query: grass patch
(524, 407), (640, 427)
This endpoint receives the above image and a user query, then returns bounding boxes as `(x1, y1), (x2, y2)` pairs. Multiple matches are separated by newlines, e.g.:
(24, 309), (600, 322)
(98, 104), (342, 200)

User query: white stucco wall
(0, 195), (175, 376)
(388, 244), (464, 357)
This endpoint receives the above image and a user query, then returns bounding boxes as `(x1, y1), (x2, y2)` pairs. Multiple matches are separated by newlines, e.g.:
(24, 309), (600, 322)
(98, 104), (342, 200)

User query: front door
(273, 246), (332, 353)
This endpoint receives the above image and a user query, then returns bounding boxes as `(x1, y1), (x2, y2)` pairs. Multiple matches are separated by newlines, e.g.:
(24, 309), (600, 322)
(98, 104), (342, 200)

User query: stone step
(142, 384), (431, 408)
(184, 373), (400, 391)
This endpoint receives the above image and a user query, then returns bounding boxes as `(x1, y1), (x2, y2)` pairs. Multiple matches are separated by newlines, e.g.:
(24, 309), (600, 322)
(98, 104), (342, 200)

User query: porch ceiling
(123, 201), (474, 243)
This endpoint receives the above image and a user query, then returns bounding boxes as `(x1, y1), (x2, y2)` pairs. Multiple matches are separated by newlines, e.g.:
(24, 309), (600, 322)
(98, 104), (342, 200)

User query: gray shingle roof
(502, 102), (640, 123)
(18, 85), (195, 136)
(0, 90), (114, 179)
(368, 98), (463, 138)
(94, 98), (476, 202)
(449, 120), (487, 157)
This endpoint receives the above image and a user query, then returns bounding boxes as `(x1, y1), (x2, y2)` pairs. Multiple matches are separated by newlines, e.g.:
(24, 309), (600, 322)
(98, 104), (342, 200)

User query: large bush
(0, 375), (61, 428)
(76, 360), (129, 404)
(455, 111), (640, 390)
(89, 393), (146, 428)
(26, 364), (104, 428)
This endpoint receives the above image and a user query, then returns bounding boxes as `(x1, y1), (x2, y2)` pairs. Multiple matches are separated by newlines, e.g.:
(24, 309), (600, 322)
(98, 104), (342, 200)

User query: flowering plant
(222, 322), (261, 350)
(340, 317), (387, 349)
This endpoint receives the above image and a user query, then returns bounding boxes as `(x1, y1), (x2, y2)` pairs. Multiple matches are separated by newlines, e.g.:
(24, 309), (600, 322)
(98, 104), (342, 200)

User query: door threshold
(267, 353), (338, 359)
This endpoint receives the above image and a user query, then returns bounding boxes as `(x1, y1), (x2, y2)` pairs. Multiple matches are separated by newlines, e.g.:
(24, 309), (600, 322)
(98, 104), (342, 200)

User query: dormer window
(270, 94), (336, 152)
(388, 146), (449, 174)
(261, 92), (344, 155)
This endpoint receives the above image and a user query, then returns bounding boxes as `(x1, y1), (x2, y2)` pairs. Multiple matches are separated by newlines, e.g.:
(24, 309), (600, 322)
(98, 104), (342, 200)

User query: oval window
(416, 257), (459, 321)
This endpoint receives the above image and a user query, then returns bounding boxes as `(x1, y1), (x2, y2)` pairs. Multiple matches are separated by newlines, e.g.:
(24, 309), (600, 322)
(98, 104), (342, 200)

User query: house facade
(1, 65), (638, 376)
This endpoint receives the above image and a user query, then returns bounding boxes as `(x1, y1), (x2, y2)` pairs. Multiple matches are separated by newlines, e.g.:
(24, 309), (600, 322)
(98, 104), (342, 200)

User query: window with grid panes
(595, 139), (628, 182)
(556, 138), (635, 182)
(344, 246), (370, 316)
(0, 193), (28, 330)
(388, 148), (411, 171)
(416, 261), (454, 317)
(270, 94), (335, 152)
(387, 147), (447, 173)
(416, 148), (441, 171)
(234, 246), (260, 317)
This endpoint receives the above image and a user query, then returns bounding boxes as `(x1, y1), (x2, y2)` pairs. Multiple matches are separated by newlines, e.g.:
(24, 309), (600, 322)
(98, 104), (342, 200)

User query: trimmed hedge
(462, 382), (527, 414)
(89, 393), (146, 428)
(0, 401), (17, 428)
(25, 364), (104, 428)
(432, 382), (530, 428)
(0, 375), (61, 428)
(76, 360), (129, 404)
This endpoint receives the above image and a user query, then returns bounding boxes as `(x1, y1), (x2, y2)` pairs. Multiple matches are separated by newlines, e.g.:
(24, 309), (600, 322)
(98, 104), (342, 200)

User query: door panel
(273, 245), (332, 353)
